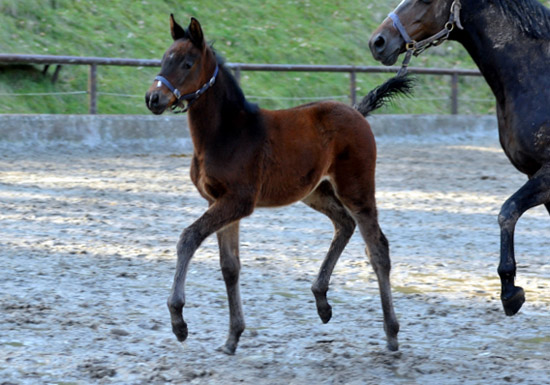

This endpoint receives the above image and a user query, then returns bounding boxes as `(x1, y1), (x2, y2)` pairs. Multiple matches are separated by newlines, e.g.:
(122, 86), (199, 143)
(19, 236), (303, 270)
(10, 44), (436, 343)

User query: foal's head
(145, 16), (216, 114)
(369, 0), (461, 65)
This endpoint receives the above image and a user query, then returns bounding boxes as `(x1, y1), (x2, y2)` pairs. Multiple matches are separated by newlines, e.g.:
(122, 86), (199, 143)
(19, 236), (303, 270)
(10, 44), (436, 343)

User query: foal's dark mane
(212, 47), (259, 114)
(492, 0), (550, 39)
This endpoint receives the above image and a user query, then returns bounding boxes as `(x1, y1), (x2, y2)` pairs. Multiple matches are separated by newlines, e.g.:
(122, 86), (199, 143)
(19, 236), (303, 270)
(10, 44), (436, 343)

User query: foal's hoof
(172, 320), (189, 342)
(501, 286), (525, 316)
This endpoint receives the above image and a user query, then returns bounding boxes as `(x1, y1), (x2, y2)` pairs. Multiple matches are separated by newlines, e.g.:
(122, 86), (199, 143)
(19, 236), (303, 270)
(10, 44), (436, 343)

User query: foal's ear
(170, 14), (186, 41)
(187, 17), (205, 49)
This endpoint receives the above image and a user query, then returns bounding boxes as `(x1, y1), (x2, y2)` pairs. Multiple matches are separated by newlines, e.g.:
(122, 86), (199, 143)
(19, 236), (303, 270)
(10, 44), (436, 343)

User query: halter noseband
(154, 64), (219, 113)
(390, 0), (463, 76)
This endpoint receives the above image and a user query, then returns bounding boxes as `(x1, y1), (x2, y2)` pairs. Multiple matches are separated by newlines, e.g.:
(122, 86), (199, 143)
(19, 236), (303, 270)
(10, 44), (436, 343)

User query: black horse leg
(216, 221), (245, 355)
(302, 181), (356, 324)
(530, 173), (550, 216)
(498, 166), (550, 315)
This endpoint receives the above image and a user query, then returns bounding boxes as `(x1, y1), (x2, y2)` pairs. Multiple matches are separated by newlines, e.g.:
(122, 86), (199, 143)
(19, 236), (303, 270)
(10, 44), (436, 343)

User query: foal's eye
(182, 60), (193, 70)
(420, 0), (432, 3)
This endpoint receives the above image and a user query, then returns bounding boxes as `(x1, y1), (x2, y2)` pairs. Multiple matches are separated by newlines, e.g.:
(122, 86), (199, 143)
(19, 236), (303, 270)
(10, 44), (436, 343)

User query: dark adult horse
(369, 0), (550, 316)
(145, 16), (412, 354)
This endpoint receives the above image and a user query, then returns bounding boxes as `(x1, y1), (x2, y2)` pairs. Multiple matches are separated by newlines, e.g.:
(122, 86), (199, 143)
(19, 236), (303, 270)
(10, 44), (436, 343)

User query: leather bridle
(389, 0), (463, 76)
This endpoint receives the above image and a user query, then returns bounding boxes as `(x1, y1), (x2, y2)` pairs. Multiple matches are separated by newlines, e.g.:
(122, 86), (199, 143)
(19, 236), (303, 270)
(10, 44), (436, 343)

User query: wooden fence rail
(0, 53), (483, 114)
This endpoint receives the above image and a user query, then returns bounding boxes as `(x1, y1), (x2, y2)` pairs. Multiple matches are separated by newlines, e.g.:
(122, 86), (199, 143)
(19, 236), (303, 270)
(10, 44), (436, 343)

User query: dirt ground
(1, 126), (549, 385)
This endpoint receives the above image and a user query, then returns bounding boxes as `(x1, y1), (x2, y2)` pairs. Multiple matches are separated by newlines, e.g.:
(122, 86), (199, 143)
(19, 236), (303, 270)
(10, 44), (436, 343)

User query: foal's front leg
(216, 221), (245, 354)
(167, 198), (254, 344)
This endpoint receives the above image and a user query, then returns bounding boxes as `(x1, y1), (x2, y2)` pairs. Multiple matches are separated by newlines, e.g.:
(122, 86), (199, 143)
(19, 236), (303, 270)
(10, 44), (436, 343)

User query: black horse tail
(355, 75), (414, 117)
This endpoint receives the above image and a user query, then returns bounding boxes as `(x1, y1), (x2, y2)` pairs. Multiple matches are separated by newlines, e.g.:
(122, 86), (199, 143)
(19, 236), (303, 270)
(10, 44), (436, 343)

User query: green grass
(0, 0), (544, 114)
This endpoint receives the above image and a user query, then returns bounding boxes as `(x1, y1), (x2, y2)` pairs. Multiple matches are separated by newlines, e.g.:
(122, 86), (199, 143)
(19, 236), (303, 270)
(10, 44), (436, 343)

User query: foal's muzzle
(145, 90), (171, 115)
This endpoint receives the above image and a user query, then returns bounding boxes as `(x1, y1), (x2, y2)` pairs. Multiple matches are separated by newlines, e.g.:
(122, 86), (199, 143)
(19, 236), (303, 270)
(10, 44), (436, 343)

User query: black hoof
(219, 343), (237, 355)
(317, 305), (332, 324)
(172, 320), (188, 342)
(386, 339), (399, 352)
(501, 286), (525, 316)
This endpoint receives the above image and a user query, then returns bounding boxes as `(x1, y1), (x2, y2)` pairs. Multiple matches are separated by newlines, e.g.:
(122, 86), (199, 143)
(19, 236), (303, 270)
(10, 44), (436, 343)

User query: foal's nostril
(146, 92), (160, 109)
(374, 35), (387, 53)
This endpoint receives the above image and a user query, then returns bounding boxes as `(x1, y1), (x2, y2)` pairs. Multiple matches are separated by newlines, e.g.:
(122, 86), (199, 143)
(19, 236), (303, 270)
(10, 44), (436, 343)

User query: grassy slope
(0, 0), (519, 114)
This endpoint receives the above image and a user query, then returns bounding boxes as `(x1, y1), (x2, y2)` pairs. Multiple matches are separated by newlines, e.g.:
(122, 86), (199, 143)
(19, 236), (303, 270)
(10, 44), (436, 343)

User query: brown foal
(146, 15), (411, 354)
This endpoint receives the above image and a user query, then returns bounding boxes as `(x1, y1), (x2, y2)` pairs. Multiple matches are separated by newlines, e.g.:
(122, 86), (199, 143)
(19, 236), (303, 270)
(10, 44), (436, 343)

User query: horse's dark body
(369, 0), (550, 316)
(146, 16), (411, 354)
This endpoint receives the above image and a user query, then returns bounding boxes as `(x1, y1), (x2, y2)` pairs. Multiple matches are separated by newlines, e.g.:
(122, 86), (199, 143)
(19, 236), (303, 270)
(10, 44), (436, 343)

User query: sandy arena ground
(1, 125), (549, 384)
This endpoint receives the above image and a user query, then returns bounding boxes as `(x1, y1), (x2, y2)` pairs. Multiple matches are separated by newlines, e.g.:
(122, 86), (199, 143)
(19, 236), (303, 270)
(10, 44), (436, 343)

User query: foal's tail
(355, 75), (414, 117)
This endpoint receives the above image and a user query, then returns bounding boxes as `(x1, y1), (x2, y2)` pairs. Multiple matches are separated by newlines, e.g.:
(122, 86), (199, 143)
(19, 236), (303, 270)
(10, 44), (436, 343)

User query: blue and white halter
(154, 64), (219, 113)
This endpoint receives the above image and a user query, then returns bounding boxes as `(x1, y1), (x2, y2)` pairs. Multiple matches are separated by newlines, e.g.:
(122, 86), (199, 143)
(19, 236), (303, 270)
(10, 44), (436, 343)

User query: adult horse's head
(369, 0), (463, 66)
(145, 16), (218, 115)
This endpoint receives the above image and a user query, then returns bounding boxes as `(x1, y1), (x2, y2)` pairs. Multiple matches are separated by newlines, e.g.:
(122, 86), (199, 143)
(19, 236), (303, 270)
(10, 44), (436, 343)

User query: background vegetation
(0, 0), (547, 114)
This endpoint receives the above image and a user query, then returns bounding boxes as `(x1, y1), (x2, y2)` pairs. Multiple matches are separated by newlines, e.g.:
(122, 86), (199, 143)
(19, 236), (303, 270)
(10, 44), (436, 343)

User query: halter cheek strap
(154, 64), (219, 113)
(389, 12), (414, 45)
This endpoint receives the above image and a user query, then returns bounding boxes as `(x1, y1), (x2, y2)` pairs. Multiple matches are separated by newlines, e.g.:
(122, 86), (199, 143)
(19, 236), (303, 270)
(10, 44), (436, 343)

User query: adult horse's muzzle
(369, 19), (404, 66)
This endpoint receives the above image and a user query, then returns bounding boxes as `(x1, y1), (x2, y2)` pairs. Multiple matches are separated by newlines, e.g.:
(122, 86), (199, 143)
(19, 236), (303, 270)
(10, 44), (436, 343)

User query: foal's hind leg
(333, 170), (399, 351)
(353, 209), (399, 351)
(216, 221), (245, 355)
(302, 181), (356, 323)
(498, 166), (550, 315)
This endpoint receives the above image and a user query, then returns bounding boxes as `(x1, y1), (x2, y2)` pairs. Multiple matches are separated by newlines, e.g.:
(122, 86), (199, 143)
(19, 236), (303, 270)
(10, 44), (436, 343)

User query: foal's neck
(186, 55), (259, 153)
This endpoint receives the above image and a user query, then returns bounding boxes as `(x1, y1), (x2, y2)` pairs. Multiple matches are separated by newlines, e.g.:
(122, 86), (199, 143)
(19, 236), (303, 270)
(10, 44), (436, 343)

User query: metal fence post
(349, 70), (356, 106)
(451, 72), (459, 114)
(88, 64), (98, 114)
(233, 67), (241, 84)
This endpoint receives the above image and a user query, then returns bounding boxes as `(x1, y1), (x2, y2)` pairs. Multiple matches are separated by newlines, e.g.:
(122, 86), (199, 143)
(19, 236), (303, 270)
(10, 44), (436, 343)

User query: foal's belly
(256, 173), (327, 208)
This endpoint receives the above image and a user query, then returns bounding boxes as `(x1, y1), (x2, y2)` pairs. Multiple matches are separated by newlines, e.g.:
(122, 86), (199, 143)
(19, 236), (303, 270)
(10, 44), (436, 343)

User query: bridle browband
(390, 0), (463, 76)
(154, 63), (219, 113)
